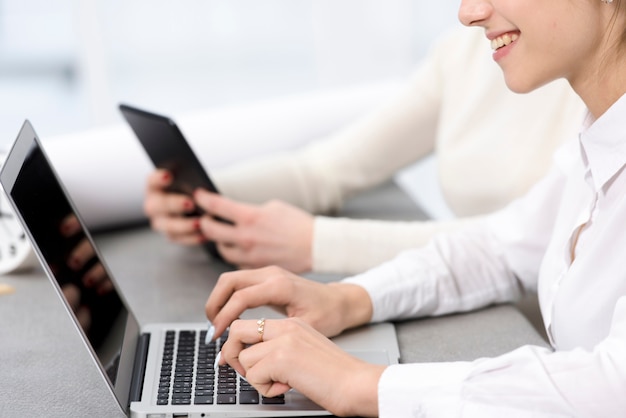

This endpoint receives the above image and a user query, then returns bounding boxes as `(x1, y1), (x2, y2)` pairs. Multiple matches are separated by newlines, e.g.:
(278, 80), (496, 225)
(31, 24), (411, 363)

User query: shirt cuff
(378, 362), (472, 417)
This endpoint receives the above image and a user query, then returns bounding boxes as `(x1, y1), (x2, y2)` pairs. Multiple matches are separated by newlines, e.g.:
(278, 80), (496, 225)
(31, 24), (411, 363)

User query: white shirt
(343, 94), (626, 416)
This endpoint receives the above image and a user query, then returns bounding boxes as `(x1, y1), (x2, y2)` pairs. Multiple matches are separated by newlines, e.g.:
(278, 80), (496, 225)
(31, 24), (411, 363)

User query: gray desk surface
(0, 182), (548, 417)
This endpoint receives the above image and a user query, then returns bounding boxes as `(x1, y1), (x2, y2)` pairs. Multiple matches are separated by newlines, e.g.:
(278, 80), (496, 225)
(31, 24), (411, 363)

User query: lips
(491, 32), (519, 51)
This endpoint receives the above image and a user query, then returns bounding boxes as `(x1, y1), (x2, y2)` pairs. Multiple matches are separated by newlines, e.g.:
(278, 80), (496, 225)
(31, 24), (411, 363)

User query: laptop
(0, 120), (400, 417)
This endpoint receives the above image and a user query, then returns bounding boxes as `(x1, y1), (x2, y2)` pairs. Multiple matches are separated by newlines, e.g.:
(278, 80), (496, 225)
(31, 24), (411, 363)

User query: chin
(503, 72), (555, 95)
(503, 77), (537, 94)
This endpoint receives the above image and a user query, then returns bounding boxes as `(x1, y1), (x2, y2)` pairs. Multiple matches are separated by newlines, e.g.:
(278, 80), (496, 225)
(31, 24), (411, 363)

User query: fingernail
(69, 257), (82, 270)
(83, 275), (94, 286)
(205, 323), (215, 345)
(214, 351), (221, 371)
(60, 223), (73, 235)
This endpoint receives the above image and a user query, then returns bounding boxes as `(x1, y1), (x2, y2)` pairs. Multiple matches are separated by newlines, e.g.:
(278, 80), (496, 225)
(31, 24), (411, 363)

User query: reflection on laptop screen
(10, 138), (128, 384)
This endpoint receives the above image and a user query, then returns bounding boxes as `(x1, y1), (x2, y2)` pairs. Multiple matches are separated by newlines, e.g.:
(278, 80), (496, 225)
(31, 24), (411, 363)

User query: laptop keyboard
(157, 329), (285, 406)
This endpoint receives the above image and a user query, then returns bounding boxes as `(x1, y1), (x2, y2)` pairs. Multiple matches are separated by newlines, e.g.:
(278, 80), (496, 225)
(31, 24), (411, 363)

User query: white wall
(0, 1), (460, 147)
(0, 1), (462, 222)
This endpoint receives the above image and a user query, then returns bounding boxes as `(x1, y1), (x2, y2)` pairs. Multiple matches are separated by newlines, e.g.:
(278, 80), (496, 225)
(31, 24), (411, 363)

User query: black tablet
(119, 103), (230, 261)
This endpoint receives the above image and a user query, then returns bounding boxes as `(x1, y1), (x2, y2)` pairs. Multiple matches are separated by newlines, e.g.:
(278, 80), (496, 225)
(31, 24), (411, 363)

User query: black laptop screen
(11, 140), (128, 384)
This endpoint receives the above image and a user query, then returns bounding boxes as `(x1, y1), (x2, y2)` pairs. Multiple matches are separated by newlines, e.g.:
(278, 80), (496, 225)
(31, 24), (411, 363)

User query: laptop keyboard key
(194, 395), (214, 405)
(217, 393), (237, 404)
(239, 390), (260, 404)
(262, 394), (285, 404)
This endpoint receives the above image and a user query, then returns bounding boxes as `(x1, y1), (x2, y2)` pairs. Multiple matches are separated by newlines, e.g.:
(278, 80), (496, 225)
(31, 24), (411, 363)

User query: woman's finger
(146, 169), (172, 190)
(194, 189), (252, 224)
(151, 215), (202, 242)
(219, 319), (279, 378)
(207, 270), (290, 338)
(198, 216), (240, 245)
(145, 191), (195, 217)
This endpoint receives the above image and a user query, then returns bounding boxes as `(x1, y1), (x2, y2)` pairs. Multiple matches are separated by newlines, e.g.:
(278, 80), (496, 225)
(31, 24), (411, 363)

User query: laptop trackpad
(348, 349), (392, 365)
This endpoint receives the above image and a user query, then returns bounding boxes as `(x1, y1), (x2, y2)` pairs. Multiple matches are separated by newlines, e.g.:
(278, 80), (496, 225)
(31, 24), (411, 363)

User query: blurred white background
(0, 0), (460, 147)
(0, 0), (464, 221)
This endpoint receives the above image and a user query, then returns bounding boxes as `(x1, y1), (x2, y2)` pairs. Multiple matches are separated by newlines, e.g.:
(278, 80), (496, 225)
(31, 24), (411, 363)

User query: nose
(458, 0), (493, 27)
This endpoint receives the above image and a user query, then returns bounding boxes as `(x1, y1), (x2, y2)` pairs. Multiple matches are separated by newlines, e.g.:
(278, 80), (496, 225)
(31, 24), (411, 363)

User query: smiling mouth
(491, 33), (519, 51)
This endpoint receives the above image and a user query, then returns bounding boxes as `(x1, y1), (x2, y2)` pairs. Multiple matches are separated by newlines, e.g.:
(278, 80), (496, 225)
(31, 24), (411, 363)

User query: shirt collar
(578, 93), (626, 191)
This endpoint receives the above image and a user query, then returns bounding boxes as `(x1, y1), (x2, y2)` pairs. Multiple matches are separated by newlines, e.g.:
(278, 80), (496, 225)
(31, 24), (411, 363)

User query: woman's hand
(205, 266), (373, 339)
(219, 317), (385, 417)
(144, 169), (316, 273)
(193, 189), (314, 273)
(144, 169), (204, 246)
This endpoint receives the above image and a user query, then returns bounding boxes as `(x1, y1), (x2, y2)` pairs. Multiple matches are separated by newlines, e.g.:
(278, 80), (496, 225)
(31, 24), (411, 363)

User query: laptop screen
(0, 121), (140, 412)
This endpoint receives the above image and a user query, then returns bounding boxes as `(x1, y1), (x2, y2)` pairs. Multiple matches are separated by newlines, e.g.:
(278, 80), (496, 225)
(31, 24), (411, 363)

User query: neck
(571, 52), (626, 120)
(573, 10), (626, 119)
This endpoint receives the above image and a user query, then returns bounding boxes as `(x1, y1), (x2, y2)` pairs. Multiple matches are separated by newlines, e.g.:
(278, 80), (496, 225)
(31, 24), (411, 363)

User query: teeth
(491, 33), (518, 50)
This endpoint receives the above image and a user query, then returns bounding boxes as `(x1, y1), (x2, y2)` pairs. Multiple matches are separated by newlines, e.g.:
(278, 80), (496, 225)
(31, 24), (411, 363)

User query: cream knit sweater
(213, 27), (585, 274)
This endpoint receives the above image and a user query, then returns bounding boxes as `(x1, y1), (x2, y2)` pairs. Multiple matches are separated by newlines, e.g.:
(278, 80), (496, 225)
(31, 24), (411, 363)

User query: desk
(0, 182), (548, 417)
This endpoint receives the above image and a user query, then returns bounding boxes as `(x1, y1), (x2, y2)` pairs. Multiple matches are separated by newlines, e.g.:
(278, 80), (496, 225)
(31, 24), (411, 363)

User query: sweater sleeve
(312, 215), (478, 274)
(212, 38), (443, 215)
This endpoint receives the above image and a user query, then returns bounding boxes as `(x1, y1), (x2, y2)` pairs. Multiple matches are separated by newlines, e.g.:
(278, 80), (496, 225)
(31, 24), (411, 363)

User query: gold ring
(257, 318), (265, 342)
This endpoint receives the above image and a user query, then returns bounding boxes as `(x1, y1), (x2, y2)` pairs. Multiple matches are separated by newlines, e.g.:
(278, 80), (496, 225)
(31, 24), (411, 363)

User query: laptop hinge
(129, 332), (150, 404)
